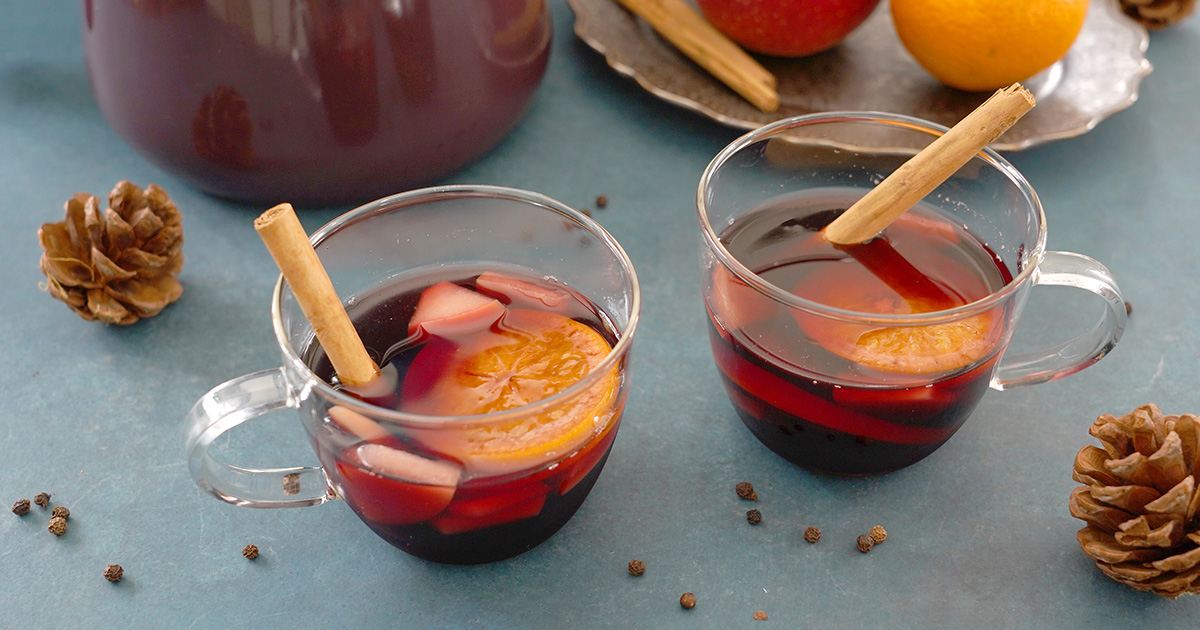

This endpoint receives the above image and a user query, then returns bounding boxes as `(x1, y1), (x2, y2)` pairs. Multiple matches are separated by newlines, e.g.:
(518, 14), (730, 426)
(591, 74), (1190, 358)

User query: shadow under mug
(697, 112), (1127, 475)
(185, 185), (640, 564)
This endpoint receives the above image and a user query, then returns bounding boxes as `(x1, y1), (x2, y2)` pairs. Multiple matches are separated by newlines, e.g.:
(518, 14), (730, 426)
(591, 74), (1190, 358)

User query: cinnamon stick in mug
(823, 84), (1035, 245)
(254, 203), (381, 390)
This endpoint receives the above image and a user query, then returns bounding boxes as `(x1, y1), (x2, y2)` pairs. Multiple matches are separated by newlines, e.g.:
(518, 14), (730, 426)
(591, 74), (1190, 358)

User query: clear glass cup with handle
(186, 185), (640, 563)
(697, 112), (1127, 475)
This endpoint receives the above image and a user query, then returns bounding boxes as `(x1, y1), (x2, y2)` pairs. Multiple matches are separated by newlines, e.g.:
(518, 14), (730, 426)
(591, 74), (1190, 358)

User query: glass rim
(696, 111), (1049, 325)
(271, 184), (641, 429)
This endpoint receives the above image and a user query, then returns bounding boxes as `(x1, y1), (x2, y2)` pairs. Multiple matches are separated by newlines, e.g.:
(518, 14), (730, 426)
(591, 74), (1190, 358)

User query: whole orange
(890, 0), (1089, 92)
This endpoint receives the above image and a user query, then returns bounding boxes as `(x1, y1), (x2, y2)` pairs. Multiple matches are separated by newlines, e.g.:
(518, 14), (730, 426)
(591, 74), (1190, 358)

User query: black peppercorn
(803, 526), (821, 543)
(51, 506), (70, 520)
(48, 516), (68, 536)
(746, 509), (763, 525)
(856, 534), (874, 553)
(595, 195), (608, 209)
(242, 544), (259, 559)
(104, 564), (123, 582)
(11, 498), (30, 515)
(680, 592), (697, 609)
(628, 559), (645, 576)
(735, 482), (758, 501)
(33, 492), (50, 508)
(869, 525), (887, 544)
(282, 473), (301, 496)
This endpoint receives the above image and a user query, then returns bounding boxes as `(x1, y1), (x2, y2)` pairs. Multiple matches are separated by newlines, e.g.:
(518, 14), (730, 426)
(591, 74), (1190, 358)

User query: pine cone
(38, 182), (184, 325)
(1119, 0), (1196, 30)
(1070, 404), (1200, 599)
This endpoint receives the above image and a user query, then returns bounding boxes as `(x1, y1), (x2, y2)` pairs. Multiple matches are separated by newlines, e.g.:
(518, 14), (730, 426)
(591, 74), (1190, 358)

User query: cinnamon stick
(254, 203), (380, 388)
(823, 83), (1036, 245)
(615, 0), (780, 112)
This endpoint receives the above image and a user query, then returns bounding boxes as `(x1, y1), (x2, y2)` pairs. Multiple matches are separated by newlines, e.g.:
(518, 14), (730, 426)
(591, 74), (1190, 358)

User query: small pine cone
(38, 182), (184, 325)
(1119, 0), (1196, 30)
(1069, 404), (1200, 599)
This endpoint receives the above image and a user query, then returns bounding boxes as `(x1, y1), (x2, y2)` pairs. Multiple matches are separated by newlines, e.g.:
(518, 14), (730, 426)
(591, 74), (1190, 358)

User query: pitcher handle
(990, 251), (1127, 390)
(185, 368), (336, 508)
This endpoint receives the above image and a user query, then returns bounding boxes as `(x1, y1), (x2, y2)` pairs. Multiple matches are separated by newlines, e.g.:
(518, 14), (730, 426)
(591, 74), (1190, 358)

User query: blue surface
(2, 1), (1199, 627)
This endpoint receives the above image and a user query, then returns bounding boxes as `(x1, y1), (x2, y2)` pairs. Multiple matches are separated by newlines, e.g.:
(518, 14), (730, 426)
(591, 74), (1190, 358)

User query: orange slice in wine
(708, 264), (779, 333)
(794, 264), (1001, 375)
(401, 308), (618, 475)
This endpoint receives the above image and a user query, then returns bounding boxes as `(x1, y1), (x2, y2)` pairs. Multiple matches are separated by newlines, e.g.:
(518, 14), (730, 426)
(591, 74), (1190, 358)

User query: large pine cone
(1119, 0), (1196, 30)
(1070, 404), (1200, 598)
(38, 182), (184, 325)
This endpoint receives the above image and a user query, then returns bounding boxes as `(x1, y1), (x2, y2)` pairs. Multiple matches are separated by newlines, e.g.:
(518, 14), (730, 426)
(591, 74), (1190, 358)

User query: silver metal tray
(568, 0), (1152, 150)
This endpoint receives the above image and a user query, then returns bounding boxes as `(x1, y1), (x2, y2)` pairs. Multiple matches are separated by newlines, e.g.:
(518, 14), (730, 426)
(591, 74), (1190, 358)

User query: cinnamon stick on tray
(823, 84), (1036, 245)
(615, 0), (780, 112)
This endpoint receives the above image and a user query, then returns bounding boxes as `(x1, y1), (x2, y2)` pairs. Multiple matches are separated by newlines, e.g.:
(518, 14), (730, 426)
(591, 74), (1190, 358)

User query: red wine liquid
(83, 0), (550, 204)
(709, 192), (1013, 474)
(305, 268), (623, 564)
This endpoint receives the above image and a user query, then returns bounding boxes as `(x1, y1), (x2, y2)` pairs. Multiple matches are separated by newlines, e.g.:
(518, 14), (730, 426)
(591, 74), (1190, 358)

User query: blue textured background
(1, 1), (1197, 627)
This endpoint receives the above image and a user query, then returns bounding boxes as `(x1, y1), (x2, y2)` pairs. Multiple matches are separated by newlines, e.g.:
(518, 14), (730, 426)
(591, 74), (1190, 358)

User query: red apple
(696, 0), (881, 58)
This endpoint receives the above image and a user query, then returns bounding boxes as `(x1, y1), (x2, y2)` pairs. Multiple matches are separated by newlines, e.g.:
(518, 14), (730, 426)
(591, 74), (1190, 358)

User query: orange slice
(401, 308), (617, 475)
(794, 265), (1001, 375)
(840, 311), (997, 374)
(708, 264), (779, 333)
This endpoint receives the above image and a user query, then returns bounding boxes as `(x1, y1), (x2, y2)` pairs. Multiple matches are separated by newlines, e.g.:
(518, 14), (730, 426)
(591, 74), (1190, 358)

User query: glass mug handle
(185, 368), (336, 507)
(991, 251), (1127, 390)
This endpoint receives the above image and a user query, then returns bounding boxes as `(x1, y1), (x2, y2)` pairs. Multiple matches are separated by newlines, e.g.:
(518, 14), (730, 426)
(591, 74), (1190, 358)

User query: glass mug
(697, 112), (1127, 475)
(186, 185), (640, 564)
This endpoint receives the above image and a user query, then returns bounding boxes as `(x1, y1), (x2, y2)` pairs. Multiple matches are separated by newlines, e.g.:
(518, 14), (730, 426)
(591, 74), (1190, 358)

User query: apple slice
(889, 211), (962, 245)
(445, 479), (550, 518)
(431, 493), (547, 535)
(556, 418), (619, 494)
(408, 281), (506, 339)
(475, 271), (570, 312)
(337, 443), (461, 525)
(831, 382), (956, 418)
(328, 405), (394, 443)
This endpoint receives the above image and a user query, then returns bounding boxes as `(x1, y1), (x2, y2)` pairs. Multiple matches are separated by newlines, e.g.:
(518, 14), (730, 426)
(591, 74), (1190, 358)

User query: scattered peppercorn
(34, 492), (51, 508)
(628, 559), (646, 576)
(680, 592), (697, 610)
(746, 509), (763, 525)
(803, 526), (821, 543)
(51, 506), (70, 520)
(856, 534), (874, 553)
(735, 482), (758, 501)
(48, 516), (68, 536)
(754, 611), (769, 621)
(104, 564), (124, 582)
(242, 544), (259, 560)
(595, 195), (608, 209)
(869, 525), (887, 544)
(11, 498), (30, 515)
